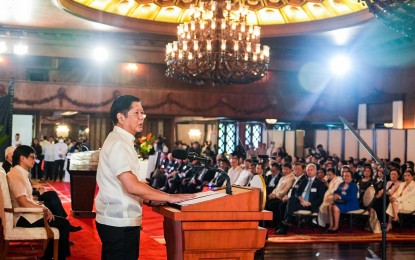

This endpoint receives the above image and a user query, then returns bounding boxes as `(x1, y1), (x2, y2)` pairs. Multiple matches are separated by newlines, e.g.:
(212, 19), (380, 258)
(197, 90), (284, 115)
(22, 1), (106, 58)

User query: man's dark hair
(295, 162), (305, 169)
(282, 162), (292, 169)
(12, 145), (35, 166)
(110, 95), (141, 125)
(271, 162), (281, 171)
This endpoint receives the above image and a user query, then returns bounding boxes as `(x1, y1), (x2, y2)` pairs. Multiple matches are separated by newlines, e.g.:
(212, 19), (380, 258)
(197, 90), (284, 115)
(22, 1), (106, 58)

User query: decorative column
(358, 104), (367, 129)
(393, 101), (403, 129)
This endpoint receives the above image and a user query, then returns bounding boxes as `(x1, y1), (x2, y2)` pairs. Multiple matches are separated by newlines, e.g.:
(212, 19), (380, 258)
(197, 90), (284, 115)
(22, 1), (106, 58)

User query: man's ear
(117, 113), (125, 124)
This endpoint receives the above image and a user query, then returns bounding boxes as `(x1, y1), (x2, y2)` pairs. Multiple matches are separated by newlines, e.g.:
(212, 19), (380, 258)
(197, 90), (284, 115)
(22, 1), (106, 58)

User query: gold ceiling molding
(56, 0), (372, 36)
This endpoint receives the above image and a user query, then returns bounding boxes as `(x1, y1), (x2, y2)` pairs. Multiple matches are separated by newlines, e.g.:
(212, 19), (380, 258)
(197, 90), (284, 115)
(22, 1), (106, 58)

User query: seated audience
(265, 162), (282, 195)
(317, 168), (327, 186)
(226, 157), (243, 185)
(318, 168), (343, 229)
(4, 147), (82, 233)
(248, 163), (266, 191)
(274, 163), (307, 232)
(235, 159), (253, 186)
(386, 169), (415, 232)
(2, 146), (15, 173)
(357, 165), (374, 206)
(276, 163), (326, 234)
(7, 145), (71, 260)
(209, 158), (230, 187)
(327, 171), (359, 233)
(371, 168), (401, 225)
(265, 163), (295, 227)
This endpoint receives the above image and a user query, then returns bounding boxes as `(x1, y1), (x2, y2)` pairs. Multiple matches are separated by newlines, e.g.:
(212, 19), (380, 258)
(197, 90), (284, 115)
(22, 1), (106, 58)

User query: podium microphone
(171, 149), (232, 195)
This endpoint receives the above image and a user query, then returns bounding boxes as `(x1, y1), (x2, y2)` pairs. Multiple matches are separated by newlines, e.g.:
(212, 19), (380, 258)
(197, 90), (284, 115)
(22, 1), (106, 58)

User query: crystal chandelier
(165, 0), (270, 86)
(361, 0), (415, 38)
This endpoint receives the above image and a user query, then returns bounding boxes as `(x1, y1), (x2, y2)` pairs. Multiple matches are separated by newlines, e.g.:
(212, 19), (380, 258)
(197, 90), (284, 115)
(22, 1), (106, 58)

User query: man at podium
(95, 95), (194, 260)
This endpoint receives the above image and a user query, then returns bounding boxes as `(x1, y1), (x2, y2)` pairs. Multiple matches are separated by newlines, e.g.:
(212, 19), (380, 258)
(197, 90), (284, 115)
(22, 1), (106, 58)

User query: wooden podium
(153, 186), (272, 260)
(68, 170), (97, 218)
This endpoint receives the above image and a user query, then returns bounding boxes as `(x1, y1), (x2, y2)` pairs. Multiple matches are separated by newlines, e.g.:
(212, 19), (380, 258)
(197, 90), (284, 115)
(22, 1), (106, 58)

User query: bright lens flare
(330, 55), (351, 76)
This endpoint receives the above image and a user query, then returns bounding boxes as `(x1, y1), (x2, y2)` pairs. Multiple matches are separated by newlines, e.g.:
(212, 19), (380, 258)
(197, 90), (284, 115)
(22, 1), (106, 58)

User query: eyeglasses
(28, 155), (36, 159)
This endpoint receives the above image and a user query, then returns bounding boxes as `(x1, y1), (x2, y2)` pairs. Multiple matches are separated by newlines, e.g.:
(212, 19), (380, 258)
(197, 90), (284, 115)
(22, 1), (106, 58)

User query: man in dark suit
(265, 162), (282, 195)
(276, 163), (326, 234)
(274, 162), (306, 232)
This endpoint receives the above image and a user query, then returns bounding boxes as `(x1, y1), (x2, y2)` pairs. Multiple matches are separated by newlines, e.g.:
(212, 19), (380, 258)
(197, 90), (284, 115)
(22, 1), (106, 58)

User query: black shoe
(327, 229), (339, 233)
(274, 227), (288, 235)
(282, 219), (293, 226)
(319, 226), (328, 233)
(69, 225), (82, 232)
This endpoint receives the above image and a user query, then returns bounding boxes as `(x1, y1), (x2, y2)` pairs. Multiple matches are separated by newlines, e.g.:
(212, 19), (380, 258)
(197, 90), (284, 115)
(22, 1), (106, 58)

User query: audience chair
(345, 186), (376, 233)
(0, 173), (59, 259)
(293, 210), (319, 234)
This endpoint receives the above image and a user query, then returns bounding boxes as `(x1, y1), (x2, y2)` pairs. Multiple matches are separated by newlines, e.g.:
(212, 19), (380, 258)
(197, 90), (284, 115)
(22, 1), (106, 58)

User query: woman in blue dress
(327, 171), (359, 233)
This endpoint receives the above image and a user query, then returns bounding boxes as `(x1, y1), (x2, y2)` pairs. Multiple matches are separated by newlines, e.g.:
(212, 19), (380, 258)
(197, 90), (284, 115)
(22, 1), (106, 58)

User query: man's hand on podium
(167, 194), (196, 204)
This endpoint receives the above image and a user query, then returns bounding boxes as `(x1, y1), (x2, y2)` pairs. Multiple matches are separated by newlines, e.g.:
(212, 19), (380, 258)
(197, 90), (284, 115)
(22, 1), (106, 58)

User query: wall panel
(285, 131), (295, 157)
(344, 131), (358, 159)
(375, 129), (389, 160)
(315, 130), (328, 151)
(328, 130), (342, 158)
(390, 130), (405, 162)
(358, 130), (374, 160)
(266, 130), (285, 148)
(407, 130), (415, 162)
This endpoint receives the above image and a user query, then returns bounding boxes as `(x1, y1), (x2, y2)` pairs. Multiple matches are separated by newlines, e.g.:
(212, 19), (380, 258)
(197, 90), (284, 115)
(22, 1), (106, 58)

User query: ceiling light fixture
(362, 0), (415, 38)
(165, 0), (270, 85)
(265, 118), (277, 124)
(189, 128), (202, 141)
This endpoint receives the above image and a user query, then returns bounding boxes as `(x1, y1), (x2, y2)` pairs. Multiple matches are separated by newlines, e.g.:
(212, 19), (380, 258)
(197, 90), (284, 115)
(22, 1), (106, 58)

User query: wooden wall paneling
(89, 117), (97, 150)
(328, 130), (342, 158)
(295, 130), (305, 158)
(315, 130), (328, 151)
(358, 130), (374, 160)
(407, 130), (415, 162)
(89, 115), (111, 150)
(390, 130), (406, 162)
(285, 131), (296, 157)
(375, 129), (389, 160)
(344, 131), (358, 160)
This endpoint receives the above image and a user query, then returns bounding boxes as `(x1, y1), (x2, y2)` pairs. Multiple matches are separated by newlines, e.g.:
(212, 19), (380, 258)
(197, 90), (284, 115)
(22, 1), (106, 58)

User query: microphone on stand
(172, 148), (232, 195)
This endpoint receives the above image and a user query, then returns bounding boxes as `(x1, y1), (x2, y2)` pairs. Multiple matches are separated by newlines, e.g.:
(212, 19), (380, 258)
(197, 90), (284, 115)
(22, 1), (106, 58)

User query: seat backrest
(0, 169), (14, 237)
(362, 186), (376, 209)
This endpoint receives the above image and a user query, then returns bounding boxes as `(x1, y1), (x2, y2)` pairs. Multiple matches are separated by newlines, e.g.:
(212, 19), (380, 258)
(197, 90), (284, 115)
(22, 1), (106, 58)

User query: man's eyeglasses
(28, 155), (36, 159)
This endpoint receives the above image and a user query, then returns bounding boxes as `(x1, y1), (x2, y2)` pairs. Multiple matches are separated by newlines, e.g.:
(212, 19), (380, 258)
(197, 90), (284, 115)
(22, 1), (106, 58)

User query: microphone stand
(212, 168), (232, 195)
(339, 116), (388, 259)
(381, 166), (389, 260)
(191, 162), (233, 195)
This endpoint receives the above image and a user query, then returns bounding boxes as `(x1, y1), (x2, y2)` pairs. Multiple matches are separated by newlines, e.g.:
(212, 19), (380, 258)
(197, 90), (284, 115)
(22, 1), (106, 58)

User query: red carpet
(44, 182), (167, 260)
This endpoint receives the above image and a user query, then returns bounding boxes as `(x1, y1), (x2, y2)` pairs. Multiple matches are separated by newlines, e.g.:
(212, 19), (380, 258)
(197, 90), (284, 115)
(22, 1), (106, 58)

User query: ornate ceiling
(57, 0), (370, 36)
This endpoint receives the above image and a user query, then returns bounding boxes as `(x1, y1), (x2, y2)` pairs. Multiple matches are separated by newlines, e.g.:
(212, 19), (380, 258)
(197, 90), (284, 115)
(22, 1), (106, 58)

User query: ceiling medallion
(165, 0), (270, 85)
